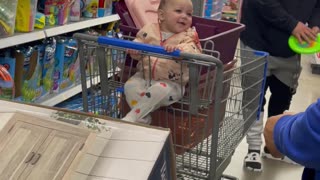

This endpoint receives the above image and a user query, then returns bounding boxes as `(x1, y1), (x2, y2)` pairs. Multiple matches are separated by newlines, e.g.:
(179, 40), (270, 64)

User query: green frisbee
(288, 34), (320, 54)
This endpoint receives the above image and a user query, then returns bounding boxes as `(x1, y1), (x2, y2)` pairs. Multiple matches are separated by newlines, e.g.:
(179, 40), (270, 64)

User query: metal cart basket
(73, 33), (268, 180)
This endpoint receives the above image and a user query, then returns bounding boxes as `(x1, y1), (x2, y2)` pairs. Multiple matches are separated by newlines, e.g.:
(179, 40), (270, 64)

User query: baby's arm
(177, 41), (202, 54)
(178, 30), (202, 54)
(127, 28), (148, 60)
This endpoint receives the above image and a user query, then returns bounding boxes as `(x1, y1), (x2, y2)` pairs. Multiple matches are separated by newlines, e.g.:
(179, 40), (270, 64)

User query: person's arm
(252, 0), (317, 43)
(308, 0), (320, 29)
(251, 0), (298, 33)
(264, 99), (320, 170)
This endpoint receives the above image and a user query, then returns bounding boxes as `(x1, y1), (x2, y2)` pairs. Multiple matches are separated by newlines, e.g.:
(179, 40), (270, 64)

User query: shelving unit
(37, 77), (101, 106)
(45, 15), (120, 37)
(0, 14), (120, 49)
(0, 14), (120, 106)
(0, 30), (46, 49)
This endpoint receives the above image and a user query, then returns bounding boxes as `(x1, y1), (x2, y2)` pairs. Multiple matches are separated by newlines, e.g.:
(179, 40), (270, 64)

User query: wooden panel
(13, 112), (92, 138)
(0, 121), (50, 180)
(21, 130), (88, 180)
(63, 133), (97, 180)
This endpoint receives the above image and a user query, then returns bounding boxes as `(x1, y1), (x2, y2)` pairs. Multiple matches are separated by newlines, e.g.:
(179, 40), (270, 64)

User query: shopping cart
(73, 33), (268, 180)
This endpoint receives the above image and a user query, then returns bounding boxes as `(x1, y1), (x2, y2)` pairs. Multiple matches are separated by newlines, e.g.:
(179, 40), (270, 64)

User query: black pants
(261, 75), (296, 117)
(302, 168), (315, 180)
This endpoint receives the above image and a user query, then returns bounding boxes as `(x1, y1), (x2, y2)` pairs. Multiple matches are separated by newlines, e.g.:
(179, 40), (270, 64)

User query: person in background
(264, 99), (320, 180)
(122, 0), (201, 124)
(240, 0), (320, 171)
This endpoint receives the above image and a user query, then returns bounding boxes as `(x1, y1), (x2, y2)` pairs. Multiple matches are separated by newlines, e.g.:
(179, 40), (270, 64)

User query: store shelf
(45, 14), (120, 37)
(1, 14), (120, 106)
(0, 30), (46, 49)
(38, 76), (101, 106)
(38, 66), (121, 106)
(0, 14), (120, 49)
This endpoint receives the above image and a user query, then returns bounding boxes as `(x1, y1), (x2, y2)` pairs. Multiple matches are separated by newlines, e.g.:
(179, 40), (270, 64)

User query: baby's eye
(175, 9), (182, 13)
(187, 13), (192, 17)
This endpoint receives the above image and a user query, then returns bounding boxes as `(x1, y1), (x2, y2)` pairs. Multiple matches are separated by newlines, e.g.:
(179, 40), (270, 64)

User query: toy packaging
(44, 0), (73, 25)
(97, 0), (113, 17)
(14, 46), (43, 102)
(15, 0), (38, 32)
(83, 0), (98, 18)
(70, 0), (81, 21)
(52, 37), (66, 93)
(41, 38), (56, 96)
(0, 51), (15, 80)
(222, 0), (240, 22)
(104, 0), (113, 16)
(52, 36), (80, 93)
(35, 12), (46, 29)
(0, 65), (15, 100)
(59, 38), (79, 90)
(0, 0), (19, 37)
(0, 51), (15, 100)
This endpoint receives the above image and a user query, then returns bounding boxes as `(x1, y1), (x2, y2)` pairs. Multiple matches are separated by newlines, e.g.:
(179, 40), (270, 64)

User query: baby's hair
(158, 0), (193, 10)
(158, 0), (167, 10)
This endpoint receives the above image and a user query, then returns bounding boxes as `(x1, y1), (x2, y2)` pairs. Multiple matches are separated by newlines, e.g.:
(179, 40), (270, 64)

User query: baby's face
(159, 0), (193, 33)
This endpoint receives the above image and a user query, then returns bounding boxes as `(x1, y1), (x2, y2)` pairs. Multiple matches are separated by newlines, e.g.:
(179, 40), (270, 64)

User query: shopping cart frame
(73, 33), (268, 180)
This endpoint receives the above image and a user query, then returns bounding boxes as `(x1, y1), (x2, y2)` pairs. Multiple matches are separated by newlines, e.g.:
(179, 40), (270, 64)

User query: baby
(122, 0), (202, 124)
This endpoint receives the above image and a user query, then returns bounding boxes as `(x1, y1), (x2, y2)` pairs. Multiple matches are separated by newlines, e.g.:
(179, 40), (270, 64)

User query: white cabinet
(0, 112), (94, 179)
(0, 120), (50, 179)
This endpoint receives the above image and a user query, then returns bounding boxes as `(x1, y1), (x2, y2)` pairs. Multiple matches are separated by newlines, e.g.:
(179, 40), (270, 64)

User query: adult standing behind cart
(240, 0), (320, 171)
(264, 99), (320, 180)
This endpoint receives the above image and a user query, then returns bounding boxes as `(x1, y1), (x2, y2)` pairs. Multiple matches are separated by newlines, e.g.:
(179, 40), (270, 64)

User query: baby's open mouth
(178, 22), (186, 25)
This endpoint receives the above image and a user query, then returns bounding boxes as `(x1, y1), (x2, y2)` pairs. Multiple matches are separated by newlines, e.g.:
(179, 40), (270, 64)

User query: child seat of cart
(115, 0), (244, 154)
(115, 0), (244, 64)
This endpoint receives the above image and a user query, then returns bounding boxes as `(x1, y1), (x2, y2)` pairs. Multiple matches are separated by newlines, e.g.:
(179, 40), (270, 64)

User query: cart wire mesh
(74, 33), (268, 180)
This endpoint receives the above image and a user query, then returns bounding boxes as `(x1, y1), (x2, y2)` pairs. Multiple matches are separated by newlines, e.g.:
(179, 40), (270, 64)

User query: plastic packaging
(15, 0), (38, 32)
(70, 0), (81, 21)
(0, 65), (14, 100)
(35, 12), (46, 29)
(59, 38), (79, 90)
(14, 46), (42, 102)
(53, 37), (67, 93)
(0, 0), (18, 36)
(42, 38), (56, 96)
(0, 51), (15, 100)
(44, 0), (72, 25)
(83, 0), (99, 18)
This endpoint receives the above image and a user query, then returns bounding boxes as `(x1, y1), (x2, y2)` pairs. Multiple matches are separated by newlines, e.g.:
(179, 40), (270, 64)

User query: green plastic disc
(288, 34), (320, 54)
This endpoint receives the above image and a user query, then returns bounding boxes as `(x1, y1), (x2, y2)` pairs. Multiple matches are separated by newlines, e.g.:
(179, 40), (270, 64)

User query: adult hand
(264, 112), (294, 158)
(292, 22), (317, 44)
(311, 26), (320, 34)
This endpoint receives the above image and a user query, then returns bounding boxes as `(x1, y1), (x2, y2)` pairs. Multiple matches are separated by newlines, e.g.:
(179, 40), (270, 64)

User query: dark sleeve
(308, 0), (320, 27)
(251, 0), (298, 33)
(274, 99), (320, 170)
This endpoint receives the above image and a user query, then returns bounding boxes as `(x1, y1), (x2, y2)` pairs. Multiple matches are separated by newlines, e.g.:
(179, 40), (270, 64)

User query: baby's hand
(164, 45), (180, 53)
(126, 49), (140, 55)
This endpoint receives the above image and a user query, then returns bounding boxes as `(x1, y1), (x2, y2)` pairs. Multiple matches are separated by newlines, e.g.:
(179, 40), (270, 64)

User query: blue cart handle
(97, 36), (181, 57)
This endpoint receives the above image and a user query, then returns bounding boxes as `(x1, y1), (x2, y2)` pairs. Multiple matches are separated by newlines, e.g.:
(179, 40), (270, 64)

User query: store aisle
(224, 54), (320, 180)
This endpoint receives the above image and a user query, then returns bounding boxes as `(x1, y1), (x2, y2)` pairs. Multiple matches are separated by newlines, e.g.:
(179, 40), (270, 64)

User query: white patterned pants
(122, 72), (184, 123)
